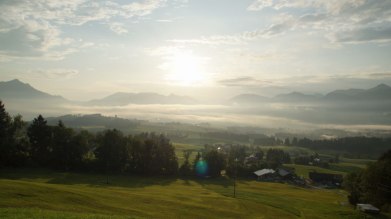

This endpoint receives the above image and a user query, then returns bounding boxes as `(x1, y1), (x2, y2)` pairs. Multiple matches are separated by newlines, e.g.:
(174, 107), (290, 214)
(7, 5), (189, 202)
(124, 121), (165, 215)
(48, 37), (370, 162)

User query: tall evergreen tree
(0, 100), (12, 166)
(27, 115), (52, 166)
(179, 150), (192, 177)
(52, 121), (76, 170)
(204, 149), (226, 177)
(95, 129), (128, 173)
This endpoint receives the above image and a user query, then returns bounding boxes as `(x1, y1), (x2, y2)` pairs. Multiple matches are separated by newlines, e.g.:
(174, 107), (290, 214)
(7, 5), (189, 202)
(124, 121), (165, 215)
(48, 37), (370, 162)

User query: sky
(0, 0), (391, 101)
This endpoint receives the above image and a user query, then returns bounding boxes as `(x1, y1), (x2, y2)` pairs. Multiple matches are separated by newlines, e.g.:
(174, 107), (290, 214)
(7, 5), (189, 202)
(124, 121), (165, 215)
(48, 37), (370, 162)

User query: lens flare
(195, 159), (208, 177)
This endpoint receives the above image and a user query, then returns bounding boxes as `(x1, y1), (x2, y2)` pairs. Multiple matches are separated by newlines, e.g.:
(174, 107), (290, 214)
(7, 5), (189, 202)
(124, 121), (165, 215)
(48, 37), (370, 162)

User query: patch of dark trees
(0, 100), (291, 178)
(0, 101), (178, 175)
(344, 150), (391, 211)
(253, 136), (391, 159)
(291, 137), (391, 159)
(293, 152), (337, 168)
(199, 132), (249, 143)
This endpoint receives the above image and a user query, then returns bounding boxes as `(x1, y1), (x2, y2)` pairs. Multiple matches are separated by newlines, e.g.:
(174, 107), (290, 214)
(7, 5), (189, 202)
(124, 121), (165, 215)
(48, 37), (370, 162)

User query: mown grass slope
(1, 168), (388, 219)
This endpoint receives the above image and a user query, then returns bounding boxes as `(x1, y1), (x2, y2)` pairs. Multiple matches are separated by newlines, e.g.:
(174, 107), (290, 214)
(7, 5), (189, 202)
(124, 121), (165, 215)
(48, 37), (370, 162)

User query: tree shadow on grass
(0, 167), (176, 189)
(1, 167), (255, 191)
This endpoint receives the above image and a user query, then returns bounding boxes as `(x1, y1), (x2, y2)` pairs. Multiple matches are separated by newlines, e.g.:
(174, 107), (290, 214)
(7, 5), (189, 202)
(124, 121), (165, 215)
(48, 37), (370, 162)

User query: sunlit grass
(0, 168), (378, 218)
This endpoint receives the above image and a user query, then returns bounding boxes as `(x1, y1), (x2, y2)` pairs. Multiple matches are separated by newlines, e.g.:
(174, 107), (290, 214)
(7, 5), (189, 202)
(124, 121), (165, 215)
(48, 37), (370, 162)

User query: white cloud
(246, 0), (391, 44)
(0, 0), (168, 61)
(122, 0), (167, 17)
(167, 21), (295, 47)
(109, 22), (128, 35)
(218, 76), (273, 87)
(247, 0), (273, 11)
(169, 34), (247, 45)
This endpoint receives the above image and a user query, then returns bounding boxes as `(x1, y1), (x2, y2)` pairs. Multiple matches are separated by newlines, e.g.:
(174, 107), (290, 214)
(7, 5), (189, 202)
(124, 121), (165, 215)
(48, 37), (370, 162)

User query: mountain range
(1, 79), (390, 125)
(0, 79), (196, 106)
(229, 83), (391, 105)
(1, 79), (391, 106)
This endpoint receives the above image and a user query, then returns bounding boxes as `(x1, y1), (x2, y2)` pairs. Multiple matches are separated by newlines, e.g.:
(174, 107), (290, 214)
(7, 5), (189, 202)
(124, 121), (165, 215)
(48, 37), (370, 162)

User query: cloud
(122, 0), (167, 17)
(0, 0), (169, 61)
(370, 72), (391, 78)
(331, 26), (391, 43)
(109, 22), (128, 35)
(168, 22), (293, 47)
(218, 77), (273, 87)
(169, 34), (247, 46)
(246, 0), (391, 44)
(30, 69), (79, 79)
(247, 0), (273, 11)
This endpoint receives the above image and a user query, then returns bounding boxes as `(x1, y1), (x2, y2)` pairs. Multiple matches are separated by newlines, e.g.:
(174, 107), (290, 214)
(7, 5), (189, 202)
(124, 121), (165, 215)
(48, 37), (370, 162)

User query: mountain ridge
(1, 79), (390, 105)
(231, 84), (391, 104)
(0, 79), (66, 100)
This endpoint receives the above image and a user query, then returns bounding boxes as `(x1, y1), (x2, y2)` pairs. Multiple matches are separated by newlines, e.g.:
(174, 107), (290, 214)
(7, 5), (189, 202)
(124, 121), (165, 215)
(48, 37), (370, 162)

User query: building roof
(254, 169), (275, 176)
(357, 204), (380, 213)
(277, 168), (292, 177)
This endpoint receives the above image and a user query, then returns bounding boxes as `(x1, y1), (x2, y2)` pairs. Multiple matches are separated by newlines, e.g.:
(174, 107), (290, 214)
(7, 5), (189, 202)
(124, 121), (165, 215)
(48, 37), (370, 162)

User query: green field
(1, 168), (389, 219)
(284, 164), (346, 178)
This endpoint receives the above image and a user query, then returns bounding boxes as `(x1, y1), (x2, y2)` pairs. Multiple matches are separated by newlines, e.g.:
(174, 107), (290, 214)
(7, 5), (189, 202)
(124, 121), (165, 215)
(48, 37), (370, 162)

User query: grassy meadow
(1, 168), (389, 219)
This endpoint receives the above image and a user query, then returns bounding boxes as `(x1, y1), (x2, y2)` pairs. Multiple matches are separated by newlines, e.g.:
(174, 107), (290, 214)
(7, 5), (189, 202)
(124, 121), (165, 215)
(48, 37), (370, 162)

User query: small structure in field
(356, 204), (380, 214)
(254, 169), (275, 180)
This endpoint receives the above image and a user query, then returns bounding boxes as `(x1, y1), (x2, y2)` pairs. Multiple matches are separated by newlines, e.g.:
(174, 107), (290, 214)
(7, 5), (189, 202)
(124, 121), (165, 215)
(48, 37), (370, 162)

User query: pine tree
(27, 115), (52, 166)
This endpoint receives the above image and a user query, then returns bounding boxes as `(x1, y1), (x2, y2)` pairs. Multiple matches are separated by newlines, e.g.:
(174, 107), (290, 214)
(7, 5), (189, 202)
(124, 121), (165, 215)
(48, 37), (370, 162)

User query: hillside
(0, 168), (374, 219)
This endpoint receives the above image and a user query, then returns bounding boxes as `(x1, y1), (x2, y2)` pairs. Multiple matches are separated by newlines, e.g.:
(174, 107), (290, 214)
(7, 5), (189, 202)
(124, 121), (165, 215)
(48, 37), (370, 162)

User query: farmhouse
(276, 168), (294, 179)
(244, 154), (259, 166)
(309, 172), (343, 186)
(356, 204), (380, 214)
(254, 169), (275, 180)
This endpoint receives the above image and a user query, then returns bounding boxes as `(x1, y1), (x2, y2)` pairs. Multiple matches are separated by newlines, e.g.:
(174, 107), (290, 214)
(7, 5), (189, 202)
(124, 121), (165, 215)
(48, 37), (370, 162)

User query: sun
(164, 51), (207, 86)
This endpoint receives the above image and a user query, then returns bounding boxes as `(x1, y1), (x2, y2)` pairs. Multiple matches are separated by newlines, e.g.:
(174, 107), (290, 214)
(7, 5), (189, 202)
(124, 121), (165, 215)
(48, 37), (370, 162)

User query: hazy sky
(0, 0), (391, 101)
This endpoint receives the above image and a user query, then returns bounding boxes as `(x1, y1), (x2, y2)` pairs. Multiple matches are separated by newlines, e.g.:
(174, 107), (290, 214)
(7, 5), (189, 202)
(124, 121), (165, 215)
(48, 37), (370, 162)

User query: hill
(46, 114), (141, 130)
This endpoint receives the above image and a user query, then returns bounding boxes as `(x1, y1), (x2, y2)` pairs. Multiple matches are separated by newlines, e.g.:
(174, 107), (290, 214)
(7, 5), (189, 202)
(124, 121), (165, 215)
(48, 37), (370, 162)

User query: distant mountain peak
(8, 79), (23, 83)
(372, 83), (391, 90)
(0, 79), (66, 101)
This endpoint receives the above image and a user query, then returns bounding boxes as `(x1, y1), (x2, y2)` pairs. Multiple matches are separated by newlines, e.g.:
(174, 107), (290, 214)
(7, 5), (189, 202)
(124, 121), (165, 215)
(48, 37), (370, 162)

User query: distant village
(208, 143), (343, 188)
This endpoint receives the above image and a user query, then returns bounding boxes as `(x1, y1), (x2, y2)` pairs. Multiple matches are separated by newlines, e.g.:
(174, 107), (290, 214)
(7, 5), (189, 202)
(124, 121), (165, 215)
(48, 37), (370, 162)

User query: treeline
(200, 132), (249, 142)
(292, 137), (391, 158)
(254, 135), (391, 158)
(344, 150), (391, 209)
(0, 101), (178, 175)
(253, 136), (391, 158)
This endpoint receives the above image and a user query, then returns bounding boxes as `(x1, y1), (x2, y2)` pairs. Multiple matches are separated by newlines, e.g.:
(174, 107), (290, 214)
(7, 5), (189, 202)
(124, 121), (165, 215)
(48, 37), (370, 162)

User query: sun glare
(164, 51), (207, 86)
